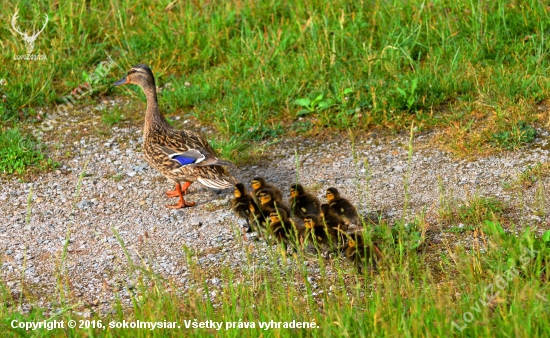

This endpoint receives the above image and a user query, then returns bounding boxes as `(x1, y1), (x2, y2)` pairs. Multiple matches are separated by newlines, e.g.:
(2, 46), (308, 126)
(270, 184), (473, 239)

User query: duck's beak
(113, 76), (128, 86)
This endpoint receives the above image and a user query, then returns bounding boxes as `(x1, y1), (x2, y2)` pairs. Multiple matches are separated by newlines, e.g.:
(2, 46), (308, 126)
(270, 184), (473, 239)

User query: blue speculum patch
(171, 155), (196, 166)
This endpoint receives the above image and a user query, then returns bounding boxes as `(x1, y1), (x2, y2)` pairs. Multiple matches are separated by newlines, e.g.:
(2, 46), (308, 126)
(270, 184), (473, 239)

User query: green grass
(0, 127), (54, 174)
(2, 216), (550, 337)
(101, 107), (125, 126)
(2, 140), (550, 337)
(2, 0), (550, 161)
(439, 191), (506, 229)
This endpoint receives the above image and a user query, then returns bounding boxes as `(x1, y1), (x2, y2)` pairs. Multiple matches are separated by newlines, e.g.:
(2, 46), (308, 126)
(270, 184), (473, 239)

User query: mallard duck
(269, 209), (302, 248)
(114, 64), (237, 208)
(257, 188), (291, 219)
(319, 204), (348, 246)
(321, 203), (348, 232)
(289, 184), (321, 218)
(231, 183), (257, 233)
(302, 214), (337, 253)
(326, 187), (359, 226)
(251, 177), (283, 202)
(248, 202), (267, 235)
(345, 232), (383, 274)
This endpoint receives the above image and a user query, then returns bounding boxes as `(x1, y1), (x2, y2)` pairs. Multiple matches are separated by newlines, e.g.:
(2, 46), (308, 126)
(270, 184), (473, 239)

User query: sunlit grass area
(1, 0), (550, 163)
(2, 1), (550, 336)
(1, 132), (550, 337)
(2, 198), (550, 337)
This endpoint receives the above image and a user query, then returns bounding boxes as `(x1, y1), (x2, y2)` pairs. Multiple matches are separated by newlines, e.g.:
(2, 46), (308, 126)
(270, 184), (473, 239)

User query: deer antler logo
(11, 10), (49, 55)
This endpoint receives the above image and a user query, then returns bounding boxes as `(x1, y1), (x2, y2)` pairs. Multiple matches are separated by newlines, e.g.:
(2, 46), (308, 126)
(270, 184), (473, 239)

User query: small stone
(77, 200), (93, 209)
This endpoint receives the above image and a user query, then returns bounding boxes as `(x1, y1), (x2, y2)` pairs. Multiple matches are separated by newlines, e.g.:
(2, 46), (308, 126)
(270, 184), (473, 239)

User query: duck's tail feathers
(198, 176), (238, 189)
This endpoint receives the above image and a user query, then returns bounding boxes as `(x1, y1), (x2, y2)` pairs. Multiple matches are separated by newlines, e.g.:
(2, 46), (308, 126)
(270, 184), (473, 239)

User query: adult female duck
(114, 64), (237, 208)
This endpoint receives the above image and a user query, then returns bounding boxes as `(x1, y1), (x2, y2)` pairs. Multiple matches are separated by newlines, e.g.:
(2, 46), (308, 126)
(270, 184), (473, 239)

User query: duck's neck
(142, 84), (171, 136)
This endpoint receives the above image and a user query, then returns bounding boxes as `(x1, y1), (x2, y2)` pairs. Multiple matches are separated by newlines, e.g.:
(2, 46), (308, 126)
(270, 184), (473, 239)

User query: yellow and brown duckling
(114, 64), (237, 209)
(326, 187), (359, 227)
(289, 184), (321, 219)
(231, 183), (258, 233)
(345, 232), (383, 274)
(321, 203), (348, 233)
(320, 204), (348, 247)
(251, 177), (283, 202)
(302, 214), (338, 253)
(269, 209), (301, 247)
(248, 202), (268, 234)
(257, 188), (291, 219)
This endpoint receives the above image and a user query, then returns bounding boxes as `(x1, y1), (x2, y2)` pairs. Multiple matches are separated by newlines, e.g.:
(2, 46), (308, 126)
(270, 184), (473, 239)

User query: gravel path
(2, 100), (550, 313)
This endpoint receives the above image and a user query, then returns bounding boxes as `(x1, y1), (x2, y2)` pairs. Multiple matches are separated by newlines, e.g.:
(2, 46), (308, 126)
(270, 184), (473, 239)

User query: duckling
(257, 188), (291, 220)
(345, 232), (383, 274)
(248, 202), (267, 235)
(326, 187), (359, 226)
(302, 214), (338, 254)
(289, 184), (321, 219)
(321, 203), (348, 232)
(231, 183), (257, 233)
(269, 209), (302, 248)
(251, 177), (283, 202)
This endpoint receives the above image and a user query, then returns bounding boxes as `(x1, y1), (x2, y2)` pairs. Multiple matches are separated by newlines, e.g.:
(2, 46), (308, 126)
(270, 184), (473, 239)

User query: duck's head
(258, 189), (273, 205)
(290, 184), (304, 198)
(303, 215), (317, 229)
(251, 177), (266, 190)
(234, 183), (246, 198)
(114, 64), (156, 88)
(269, 211), (280, 223)
(326, 187), (340, 202)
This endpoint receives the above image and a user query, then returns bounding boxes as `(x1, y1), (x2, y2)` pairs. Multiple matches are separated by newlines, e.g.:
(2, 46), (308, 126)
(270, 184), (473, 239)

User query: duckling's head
(258, 189), (273, 205)
(326, 187), (340, 202)
(290, 184), (305, 198)
(234, 183), (247, 198)
(251, 177), (266, 190)
(303, 214), (319, 229)
(114, 64), (156, 89)
(269, 211), (280, 223)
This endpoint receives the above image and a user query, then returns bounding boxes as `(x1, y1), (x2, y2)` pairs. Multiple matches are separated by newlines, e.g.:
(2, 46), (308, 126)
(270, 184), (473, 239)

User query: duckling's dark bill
(113, 77), (128, 86)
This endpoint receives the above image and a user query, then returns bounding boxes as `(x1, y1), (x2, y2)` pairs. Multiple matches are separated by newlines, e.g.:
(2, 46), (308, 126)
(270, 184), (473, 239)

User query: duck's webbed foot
(166, 183), (196, 208)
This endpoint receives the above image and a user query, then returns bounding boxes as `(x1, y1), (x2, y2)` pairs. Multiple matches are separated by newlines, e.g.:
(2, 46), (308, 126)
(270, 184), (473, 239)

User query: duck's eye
(128, 69), (137, 75)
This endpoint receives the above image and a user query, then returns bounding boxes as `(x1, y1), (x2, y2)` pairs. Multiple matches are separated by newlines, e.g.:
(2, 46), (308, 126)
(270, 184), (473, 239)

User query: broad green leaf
(411, 78), (419, 92)
(318, 99), (335, 110)
(312, 94), (324, 105)
(343, 88), (353, 95)
(293, 98), (311, 107)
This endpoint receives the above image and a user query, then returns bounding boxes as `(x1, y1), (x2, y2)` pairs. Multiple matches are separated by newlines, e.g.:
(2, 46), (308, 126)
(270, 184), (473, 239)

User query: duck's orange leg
(166, 181), (193, 197)
(166, 183), (195, 209)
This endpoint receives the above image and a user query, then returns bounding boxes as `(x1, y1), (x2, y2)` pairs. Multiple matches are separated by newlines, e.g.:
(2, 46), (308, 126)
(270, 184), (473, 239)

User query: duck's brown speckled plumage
(114, 64), (237, 208)
(144, 129), (236, 188)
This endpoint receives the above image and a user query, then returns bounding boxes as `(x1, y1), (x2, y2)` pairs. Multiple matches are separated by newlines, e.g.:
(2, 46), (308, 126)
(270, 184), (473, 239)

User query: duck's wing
(157, 146), (235, 168)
